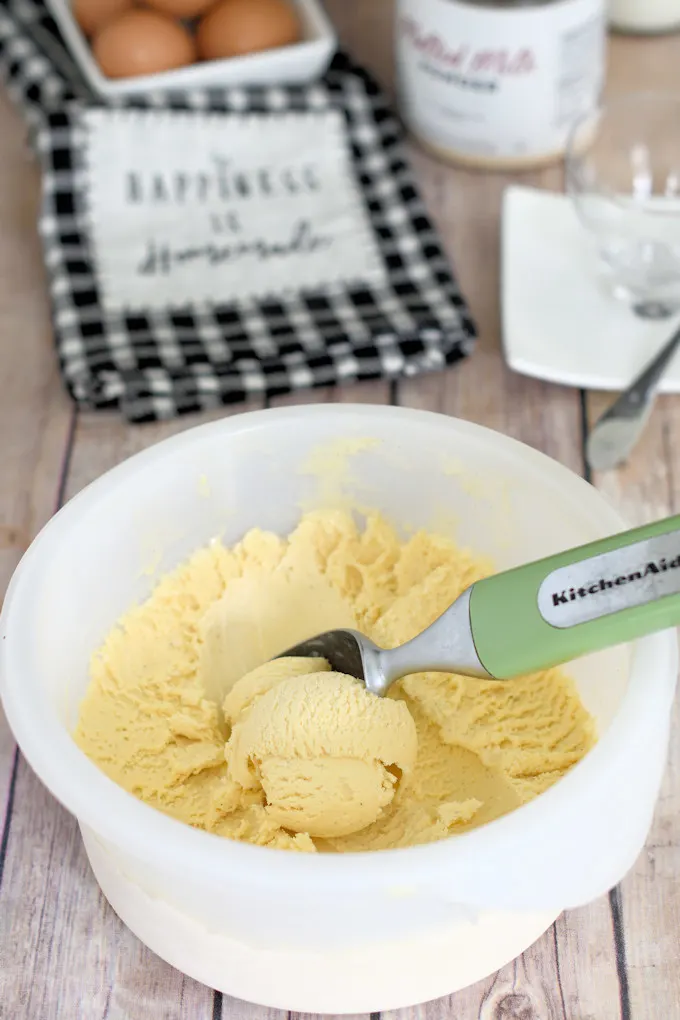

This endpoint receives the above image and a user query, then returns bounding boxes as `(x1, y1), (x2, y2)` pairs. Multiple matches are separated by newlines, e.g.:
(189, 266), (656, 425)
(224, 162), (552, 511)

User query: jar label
(396, 0), (605, 164)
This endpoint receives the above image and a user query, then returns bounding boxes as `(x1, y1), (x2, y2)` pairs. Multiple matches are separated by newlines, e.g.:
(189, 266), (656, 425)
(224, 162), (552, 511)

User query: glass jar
(396, 0), (607, 170)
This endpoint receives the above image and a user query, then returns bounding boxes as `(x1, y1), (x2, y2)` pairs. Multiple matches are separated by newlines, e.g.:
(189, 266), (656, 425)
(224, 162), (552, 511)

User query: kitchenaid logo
(550, 555), (680, 608)
(399, 15), (537, 77)
(538, 532), (680, 629)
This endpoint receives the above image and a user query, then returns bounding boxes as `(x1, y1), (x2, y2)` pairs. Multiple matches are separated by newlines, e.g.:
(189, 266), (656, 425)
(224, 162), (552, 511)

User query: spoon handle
(469, 514), (680, 679)
(586, 325), (680, 472)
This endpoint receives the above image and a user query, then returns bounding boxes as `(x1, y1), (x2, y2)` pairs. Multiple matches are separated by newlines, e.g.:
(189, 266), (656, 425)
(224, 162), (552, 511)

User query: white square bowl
(45, 0), (337, 98)
(501, 185), (680, 392)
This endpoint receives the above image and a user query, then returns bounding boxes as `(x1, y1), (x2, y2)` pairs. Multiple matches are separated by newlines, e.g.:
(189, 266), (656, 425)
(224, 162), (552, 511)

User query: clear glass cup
(566, 92), (680, 319)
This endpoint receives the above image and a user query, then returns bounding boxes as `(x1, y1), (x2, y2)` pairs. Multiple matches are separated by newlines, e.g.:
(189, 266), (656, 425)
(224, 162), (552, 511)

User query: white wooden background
(1, 4), (679, 1017)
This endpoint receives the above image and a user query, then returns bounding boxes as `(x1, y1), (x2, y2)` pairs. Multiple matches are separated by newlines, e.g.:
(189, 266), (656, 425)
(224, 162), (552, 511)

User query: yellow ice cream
(74, 510), (596, 852)
(225, 660), (417, 837)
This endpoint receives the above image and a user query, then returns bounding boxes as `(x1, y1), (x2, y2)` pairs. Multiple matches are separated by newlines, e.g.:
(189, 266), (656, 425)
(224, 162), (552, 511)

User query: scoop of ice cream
(222, 656), (329, 723)
(224, 659), (418, 837)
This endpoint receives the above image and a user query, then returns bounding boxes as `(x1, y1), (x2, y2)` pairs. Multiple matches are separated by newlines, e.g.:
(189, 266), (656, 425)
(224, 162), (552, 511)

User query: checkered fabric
(0, 0), (476, 422)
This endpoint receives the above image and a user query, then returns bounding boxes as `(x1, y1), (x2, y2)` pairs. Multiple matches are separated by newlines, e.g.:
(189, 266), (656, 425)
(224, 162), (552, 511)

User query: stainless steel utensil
(586, 324), (680, 472)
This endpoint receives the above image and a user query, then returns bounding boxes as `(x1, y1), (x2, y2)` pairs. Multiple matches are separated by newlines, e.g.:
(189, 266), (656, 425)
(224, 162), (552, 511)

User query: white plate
(502, 185), (680, 393)
(45, 0), (337, 98)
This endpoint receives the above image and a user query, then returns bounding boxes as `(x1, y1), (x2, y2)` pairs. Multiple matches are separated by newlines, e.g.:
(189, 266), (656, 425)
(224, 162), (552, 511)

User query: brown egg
(73, 0), (131, 38)
(93, 9), (197, 79)
(196, 0), (301, 62)
(144, 0), (214, 17)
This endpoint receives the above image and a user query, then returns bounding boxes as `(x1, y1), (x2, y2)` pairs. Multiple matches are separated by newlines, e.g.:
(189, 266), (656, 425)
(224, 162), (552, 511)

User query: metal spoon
(280, 514), (680, 696)
(586, 324), (680, 473)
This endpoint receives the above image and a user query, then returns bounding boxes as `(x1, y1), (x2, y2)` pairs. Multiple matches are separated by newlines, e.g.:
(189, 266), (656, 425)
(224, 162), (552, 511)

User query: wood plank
(0, 89), (75, 838)
(605, 33), (680, 95)
(585, 392), (675, 526)
(291, 1013), (372, 1020)
(397, 152), (583, 475)
(553, 902), (626, 1020)
(0, 91), (72, 597)
(313, 3), (619, 1018)
(324, 0), (395, 95)
(398, 340), (585, 473)
(266, 402), (619, 1017)
(586, 391), (680, 1020)
(331, 380), (392, 404)
(0, 755), (215, 1020)
(57, 393), (391, 1020)
(1, 407), (266, 1017)
(392, 88), (621, 1020)
(267, 379), (393, 408)
(64, 403), (263, 500)
(385, 926), (567, 1020)
(391, 22), (680, 1020)
(218, 999), (373, 1020)
(2, 403), (270, 1020)
(21, 382), (390, 1020)
(219, 995), (286, 1020)
(396, 396), (620, 1007)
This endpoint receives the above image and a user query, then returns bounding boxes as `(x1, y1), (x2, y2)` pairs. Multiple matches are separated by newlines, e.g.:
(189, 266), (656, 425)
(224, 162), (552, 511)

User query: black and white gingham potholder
(0, 1), (476, 423)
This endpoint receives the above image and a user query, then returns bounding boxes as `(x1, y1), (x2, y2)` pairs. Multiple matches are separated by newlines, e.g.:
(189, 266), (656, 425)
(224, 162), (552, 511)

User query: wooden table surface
(1, 5), (679, 1018)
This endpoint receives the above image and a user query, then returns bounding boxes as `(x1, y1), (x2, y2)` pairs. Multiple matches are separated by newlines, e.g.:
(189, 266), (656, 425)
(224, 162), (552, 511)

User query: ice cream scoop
(224, 658), (417, 837)
(282, 514), (680, 696)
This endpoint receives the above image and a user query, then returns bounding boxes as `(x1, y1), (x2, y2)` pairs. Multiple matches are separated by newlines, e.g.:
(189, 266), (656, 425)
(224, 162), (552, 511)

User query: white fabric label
(82, 108), (387, 311)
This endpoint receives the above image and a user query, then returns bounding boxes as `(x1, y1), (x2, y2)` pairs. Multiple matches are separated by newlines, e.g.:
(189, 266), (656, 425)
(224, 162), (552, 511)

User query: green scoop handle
(468, 513), (680, 678)
(282, 513), (680, 694)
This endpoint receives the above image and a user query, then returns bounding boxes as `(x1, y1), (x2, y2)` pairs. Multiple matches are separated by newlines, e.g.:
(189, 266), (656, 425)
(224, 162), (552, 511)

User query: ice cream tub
(1, 405), (676, 1012)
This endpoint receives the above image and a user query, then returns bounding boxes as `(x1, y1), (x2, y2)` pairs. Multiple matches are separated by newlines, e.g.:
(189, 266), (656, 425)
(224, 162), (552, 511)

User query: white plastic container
(608, 0), (680, 33)
(396, 0), (606, 170)
(45, 0), (337, 98)
(1, 405), (677, 1013)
